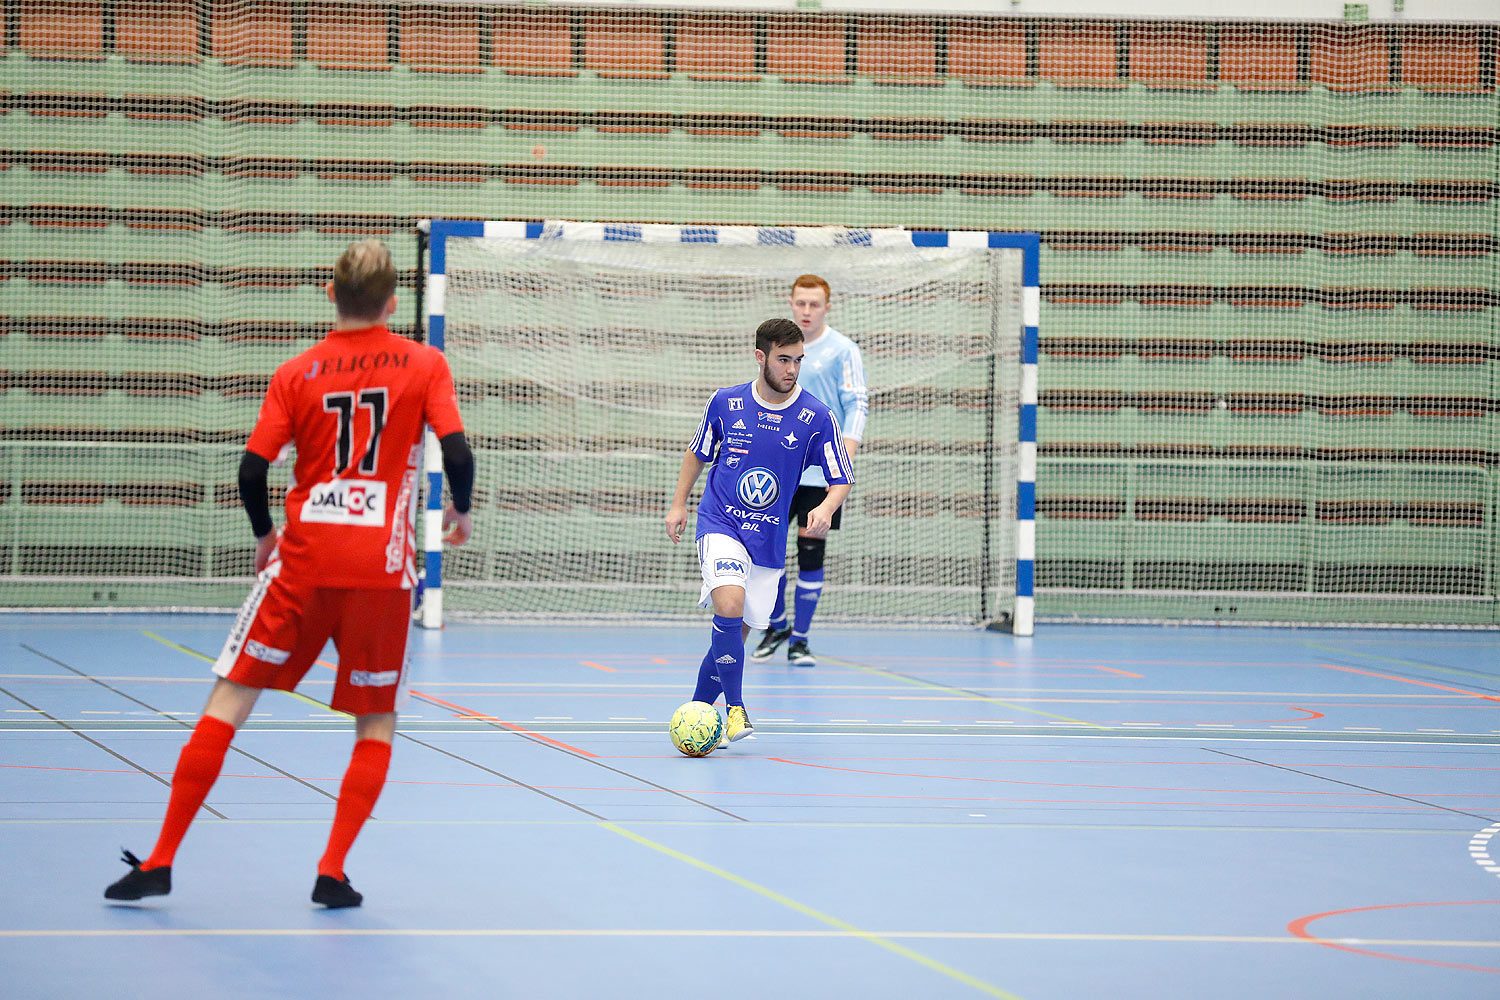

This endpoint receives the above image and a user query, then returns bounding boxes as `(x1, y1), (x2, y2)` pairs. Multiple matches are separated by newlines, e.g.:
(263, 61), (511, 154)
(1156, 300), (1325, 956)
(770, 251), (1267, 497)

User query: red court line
(407, 691), (599, 758)
(1091, 665), (1144, 678)
(1319, 663), (1500, 703)
(312, 656), (598, 757)
(0, 762), (535, 790)
(602, 755), (1500, 771)
(1288, 900), (1500, 973)
(763, 757), (1499, 799)
(580, 660), (618, 673)
(657, 787), (1455, 810)
(412, 652), (669, 660)
(1019, 658), (1322, 667)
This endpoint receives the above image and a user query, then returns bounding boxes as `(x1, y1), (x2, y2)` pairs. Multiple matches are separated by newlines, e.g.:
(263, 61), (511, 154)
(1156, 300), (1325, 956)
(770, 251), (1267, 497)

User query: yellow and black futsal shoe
(726, 705), (754, 741)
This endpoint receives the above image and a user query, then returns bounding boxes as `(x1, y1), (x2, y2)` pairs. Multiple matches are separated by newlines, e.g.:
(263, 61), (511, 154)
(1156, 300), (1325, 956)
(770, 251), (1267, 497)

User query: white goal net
(430, 222), (1028, 627)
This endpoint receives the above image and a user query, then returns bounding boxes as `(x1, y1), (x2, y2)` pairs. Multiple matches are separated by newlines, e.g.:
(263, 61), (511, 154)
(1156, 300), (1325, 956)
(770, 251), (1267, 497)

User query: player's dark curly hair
(755, 317), (804, 354)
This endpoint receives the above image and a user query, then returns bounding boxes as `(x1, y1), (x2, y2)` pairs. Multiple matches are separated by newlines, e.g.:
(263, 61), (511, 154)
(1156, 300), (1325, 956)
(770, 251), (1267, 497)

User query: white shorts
(696, 533), (781, 630)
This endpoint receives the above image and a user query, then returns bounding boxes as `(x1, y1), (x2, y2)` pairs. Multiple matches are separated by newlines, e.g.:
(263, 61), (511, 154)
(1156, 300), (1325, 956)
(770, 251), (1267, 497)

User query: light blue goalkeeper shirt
(795, 325), (867, 488)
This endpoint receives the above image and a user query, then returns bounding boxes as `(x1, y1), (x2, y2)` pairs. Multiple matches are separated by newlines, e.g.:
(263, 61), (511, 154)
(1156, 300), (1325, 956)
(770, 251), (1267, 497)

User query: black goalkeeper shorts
(790, 485), (842, 532)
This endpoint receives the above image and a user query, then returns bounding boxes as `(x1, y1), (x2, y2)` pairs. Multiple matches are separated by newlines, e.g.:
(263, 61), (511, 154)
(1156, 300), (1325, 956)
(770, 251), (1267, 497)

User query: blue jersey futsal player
(752, 274), (867, 667)
(665, 317), (853, 741)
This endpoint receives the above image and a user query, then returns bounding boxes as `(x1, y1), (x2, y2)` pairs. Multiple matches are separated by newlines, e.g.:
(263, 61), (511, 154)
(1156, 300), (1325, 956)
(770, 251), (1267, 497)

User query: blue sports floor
(1, 615), (1497, 999)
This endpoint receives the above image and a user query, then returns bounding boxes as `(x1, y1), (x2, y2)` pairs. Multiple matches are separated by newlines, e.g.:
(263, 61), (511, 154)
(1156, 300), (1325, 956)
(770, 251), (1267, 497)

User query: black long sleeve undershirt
(237, 451), (274, 538)
(440, 431), (475, 514)
(236, 432), (474, 538)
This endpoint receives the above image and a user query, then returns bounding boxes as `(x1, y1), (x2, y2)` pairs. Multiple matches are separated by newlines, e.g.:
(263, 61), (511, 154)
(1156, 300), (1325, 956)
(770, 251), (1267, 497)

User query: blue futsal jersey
(688, 381), (853, 567)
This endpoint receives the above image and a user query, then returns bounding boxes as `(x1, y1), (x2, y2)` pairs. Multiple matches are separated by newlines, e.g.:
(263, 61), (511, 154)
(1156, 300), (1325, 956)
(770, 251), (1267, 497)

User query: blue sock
(792, 568), (823, 640)
(710, 614), (745, 707)
(767, 572), (788, 630)
(691, 649), (721, 704)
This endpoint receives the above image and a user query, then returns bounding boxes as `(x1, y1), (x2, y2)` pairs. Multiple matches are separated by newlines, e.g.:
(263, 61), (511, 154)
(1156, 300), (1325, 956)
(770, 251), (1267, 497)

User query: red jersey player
(105, 239), (475, 908)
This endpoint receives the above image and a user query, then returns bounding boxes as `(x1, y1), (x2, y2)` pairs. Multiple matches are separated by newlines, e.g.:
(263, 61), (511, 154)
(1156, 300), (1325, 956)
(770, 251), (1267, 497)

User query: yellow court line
(141, 631), (213, 663)
(140, 631), (350, 718)
(820, 656), (1106, 729)
(6, 928), (1498, 947)
(600, 821), (1026, 1000)
(1308, 642), (1500, 684)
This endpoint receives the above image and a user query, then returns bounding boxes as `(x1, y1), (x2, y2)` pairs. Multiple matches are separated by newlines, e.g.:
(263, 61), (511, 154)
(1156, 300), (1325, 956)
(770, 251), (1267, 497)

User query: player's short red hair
(789, 274), (831, 300)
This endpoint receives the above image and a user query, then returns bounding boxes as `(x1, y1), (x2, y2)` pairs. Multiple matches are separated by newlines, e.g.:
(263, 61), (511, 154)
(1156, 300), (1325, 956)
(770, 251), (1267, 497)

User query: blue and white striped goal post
(417, 220), (1038, 636)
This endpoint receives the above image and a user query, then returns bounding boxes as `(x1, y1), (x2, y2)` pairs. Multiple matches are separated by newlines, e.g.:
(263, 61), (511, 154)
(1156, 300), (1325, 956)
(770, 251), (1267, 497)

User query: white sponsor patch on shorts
(214, 562), (280, 677)
(350, 669), (400, 688)
(244, 639), (291, 665)
(696, 532), (782, 631)
(301, 478), (386, 526)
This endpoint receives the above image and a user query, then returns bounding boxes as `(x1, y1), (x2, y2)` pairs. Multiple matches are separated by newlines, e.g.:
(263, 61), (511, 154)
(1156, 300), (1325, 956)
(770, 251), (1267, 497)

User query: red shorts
(213, 565), (414, 716)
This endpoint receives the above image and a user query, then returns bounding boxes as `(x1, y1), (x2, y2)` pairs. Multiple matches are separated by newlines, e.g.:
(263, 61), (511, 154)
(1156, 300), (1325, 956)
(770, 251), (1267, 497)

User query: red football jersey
(246, 325), (465, 589)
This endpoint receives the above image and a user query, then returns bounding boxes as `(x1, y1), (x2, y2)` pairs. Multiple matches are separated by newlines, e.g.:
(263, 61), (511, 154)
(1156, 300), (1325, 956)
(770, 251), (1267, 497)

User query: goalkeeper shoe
(312, 874), (363, 909)
(726, 705), (754, 742)
(787, 640), (817, 668)
(104, 849), (170, 901)
(750, 625), (792, 660)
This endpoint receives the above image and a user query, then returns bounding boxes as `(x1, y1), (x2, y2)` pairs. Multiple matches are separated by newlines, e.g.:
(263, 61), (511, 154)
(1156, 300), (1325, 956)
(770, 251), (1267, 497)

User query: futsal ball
(669, 701), (723, 757)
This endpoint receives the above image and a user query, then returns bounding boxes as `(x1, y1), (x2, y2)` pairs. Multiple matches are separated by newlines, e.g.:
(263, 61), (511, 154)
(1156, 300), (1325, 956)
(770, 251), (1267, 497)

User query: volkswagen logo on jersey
(736, 468), (779, 510)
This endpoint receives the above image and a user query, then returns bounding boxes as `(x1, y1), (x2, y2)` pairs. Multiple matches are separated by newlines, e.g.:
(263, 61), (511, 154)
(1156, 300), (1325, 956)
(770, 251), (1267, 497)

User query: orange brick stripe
(4, 92), (1496, 149)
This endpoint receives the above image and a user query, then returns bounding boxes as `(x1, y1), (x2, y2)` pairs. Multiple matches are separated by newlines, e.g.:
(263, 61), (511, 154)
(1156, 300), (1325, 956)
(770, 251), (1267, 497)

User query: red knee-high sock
(144, 715), (236, 870)
(318, 739), (392, 879)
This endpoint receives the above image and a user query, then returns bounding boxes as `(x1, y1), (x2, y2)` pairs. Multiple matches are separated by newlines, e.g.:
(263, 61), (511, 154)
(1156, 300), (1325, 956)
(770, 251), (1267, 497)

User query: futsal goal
(419, 220), (1039, 634)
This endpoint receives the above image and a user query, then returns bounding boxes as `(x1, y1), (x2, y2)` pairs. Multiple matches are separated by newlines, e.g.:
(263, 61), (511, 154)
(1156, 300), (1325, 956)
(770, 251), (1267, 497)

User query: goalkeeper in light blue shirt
(751, 275), (868, 668)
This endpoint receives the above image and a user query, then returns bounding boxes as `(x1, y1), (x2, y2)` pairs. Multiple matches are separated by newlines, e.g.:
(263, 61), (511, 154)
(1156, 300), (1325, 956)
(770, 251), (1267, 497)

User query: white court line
(4, 727), (1500, 748)
(3, 928), (1497, 946)
(1469, 823), (1500, 879)
(5, 672), (1489, 702)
